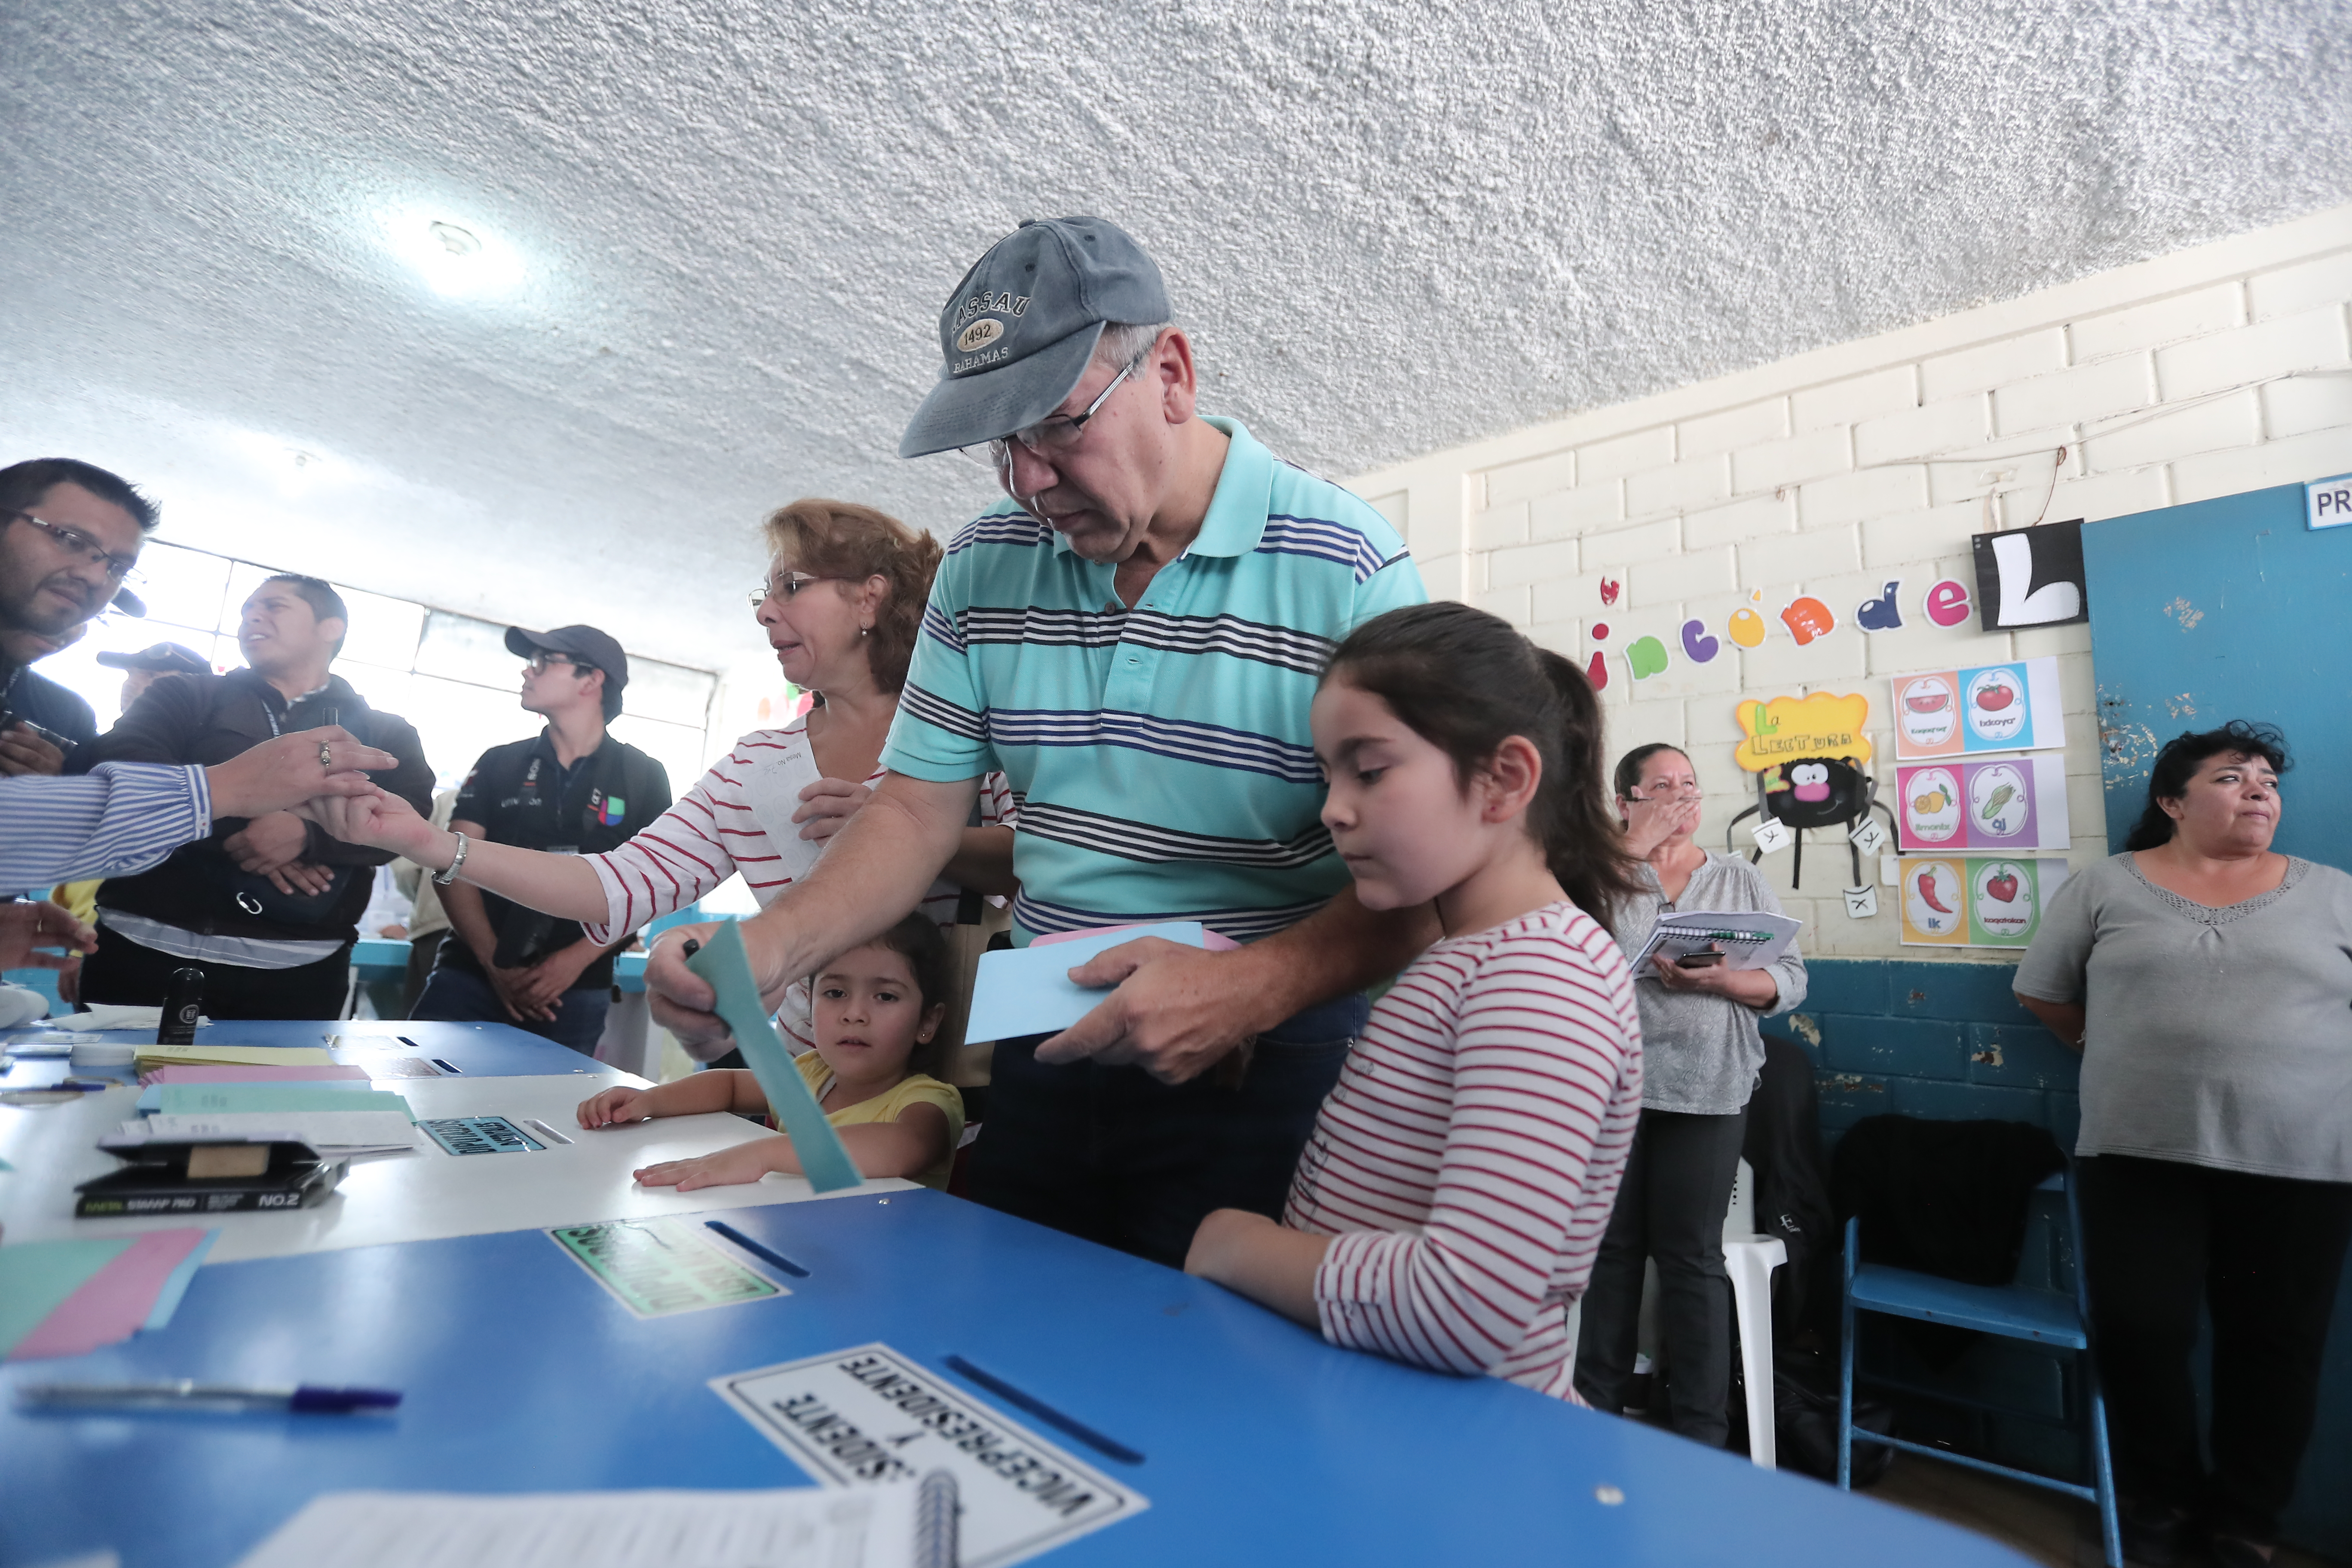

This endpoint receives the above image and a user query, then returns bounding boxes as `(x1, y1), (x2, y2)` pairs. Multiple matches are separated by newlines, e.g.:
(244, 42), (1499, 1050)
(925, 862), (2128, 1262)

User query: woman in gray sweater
(2015, 722), (2352, 1568)
(1575, 743), (1806, 1446)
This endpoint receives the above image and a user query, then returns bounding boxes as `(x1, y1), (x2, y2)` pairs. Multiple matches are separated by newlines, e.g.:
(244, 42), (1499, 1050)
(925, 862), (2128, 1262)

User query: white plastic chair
(1564, 1159), (1786, 1467)
(1723, 1158), (1787, 1468)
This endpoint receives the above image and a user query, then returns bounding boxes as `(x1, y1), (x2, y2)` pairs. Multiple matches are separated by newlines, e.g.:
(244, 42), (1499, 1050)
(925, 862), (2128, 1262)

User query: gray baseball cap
(897, 216), (1171, 460)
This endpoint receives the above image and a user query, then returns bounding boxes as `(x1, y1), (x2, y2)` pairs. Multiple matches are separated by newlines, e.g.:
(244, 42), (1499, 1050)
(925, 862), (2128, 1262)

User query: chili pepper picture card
(1899, 856), (2068, 947)
(1891, 656), (2064, 759)
(1896, 755), (2070, 851)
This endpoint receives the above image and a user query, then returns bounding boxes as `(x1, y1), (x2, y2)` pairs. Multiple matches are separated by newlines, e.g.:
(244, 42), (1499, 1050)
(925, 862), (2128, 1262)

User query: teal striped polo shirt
(880, 417), (1427, 945)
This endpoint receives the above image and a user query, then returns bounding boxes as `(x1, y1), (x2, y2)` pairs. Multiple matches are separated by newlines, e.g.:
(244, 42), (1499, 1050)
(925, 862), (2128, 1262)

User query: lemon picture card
(1899, 857), (2069, 947)
(1896, 755), (2071, 852)
(1891, 656), (2064, 760)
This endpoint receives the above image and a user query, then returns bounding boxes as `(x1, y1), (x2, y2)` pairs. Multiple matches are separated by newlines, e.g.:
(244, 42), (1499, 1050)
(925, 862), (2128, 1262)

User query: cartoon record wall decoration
(1892, 656), (2065, 760)
(1896, 754), (2072, 852)
(1899, 857), (2070, 948)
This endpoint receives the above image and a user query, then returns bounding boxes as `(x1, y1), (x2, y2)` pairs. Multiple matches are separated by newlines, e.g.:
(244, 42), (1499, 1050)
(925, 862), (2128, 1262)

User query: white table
(0, 1062), (912, 1262)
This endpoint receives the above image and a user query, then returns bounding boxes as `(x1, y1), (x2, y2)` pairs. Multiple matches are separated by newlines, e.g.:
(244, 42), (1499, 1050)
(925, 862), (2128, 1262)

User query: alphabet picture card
(1895, 754), (2071, 852)
(1971, 520), (2087, 629)
(1890, 657), (2064, 760)
(1898, 857), (2069, 948)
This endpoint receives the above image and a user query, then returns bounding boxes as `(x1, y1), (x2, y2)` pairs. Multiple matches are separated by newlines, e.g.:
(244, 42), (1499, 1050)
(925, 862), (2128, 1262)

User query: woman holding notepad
(1574, 742), (1807, 1449)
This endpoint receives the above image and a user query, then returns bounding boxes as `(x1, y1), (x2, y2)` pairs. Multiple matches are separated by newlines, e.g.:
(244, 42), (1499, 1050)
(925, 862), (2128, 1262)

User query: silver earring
(860, 625), (872, 637)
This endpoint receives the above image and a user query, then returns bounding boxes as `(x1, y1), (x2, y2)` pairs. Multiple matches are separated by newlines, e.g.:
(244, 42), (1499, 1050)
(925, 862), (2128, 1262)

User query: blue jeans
(412, 963), (610, 1057)
(964, 993), (1366, 1267)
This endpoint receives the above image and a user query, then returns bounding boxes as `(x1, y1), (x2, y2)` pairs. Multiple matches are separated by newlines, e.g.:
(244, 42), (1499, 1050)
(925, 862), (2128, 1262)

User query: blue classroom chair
(1838, 1167), (2121, 1568)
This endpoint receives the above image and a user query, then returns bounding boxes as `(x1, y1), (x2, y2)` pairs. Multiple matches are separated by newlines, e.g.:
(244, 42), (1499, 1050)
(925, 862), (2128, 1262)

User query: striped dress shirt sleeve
(1, 764), (211, 891)
(1301, 907), (1643, 1389)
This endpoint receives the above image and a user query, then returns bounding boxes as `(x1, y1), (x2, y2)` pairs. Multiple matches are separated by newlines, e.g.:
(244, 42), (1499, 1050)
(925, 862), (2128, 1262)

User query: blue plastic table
(2, 1188), (2029, 1568)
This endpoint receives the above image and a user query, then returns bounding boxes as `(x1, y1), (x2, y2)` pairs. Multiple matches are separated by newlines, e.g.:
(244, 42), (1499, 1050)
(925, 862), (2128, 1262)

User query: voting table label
(421, 1115), (542, 1155)
(549, 1218), (787, 1317)
(713, 1343), (1146, 1568)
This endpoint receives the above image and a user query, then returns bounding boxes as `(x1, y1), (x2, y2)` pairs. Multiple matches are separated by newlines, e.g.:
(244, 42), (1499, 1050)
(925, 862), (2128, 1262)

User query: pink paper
(1031, 921), (1240, 952)
(141, 1063), (371, 1086)
(9, 1228), (211, 1361)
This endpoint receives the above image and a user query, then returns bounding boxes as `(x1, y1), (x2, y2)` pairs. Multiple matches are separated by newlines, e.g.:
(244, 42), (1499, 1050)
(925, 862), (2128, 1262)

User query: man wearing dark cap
(644, 216), (1433, 1264)
(96, 641), (211, 716)
(411, 625), (671, 1053)
(0, 457), (159, 776)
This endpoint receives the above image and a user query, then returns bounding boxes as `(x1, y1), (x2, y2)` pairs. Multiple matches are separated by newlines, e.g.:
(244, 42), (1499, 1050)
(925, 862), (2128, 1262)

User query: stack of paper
(108, 1112), (423, 1157)
(138, 1084), (414, 1119)
(142, 1064), (370, 1086)
(0, 1229), (216, 1361)
(235, 1487), (922, 1568)
(134, 1044), (337, 1071)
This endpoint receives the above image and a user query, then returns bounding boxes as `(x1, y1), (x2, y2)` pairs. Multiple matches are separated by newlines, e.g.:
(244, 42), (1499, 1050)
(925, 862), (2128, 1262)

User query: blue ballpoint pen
(18, 1381), (402, 1414)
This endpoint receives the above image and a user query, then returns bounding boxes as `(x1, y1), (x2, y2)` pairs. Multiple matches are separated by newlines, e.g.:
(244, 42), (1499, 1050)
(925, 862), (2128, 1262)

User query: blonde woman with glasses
(312, 499), (1018, 1061)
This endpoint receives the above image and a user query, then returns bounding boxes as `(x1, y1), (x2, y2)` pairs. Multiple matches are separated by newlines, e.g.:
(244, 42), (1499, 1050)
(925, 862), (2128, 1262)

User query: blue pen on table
(18, 1381), (403, 1414)
(943, 1354), (1144, 1465)
(706, 1219), (809, 1278)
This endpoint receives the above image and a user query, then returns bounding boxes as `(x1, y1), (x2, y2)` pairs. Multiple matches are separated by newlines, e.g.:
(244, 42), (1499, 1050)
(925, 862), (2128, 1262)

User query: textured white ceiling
(3, 0), (2346, 671)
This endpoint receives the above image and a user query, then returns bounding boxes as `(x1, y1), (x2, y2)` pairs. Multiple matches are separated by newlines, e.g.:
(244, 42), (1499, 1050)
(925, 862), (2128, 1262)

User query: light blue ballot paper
(146, 1083), (413, 1119)
(962, 922), (1211, 1046)
(685, 922), (863, 1194)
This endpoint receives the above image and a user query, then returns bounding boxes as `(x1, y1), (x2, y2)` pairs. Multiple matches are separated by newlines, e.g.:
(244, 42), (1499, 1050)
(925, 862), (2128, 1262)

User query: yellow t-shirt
(791, 1052), (965, 1191)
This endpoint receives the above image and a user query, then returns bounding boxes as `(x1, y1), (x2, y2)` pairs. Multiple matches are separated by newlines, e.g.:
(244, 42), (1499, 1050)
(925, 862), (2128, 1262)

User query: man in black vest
(75, 574), (435, 1018)
(411, 625), (672, 1054)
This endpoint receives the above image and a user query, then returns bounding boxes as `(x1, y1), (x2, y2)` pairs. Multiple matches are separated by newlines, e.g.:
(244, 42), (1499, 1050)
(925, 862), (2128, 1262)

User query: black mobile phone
(1675, 950), (1727, 969)
(0, 713), (77, 757)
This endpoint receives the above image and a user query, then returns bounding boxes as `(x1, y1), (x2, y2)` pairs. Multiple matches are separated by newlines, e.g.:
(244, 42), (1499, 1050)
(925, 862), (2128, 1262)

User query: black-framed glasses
(525, 651), (594, 677)
(748, 571), (838, 610)
(5, 510), (144, 585)
(956, 342), (1152, 471)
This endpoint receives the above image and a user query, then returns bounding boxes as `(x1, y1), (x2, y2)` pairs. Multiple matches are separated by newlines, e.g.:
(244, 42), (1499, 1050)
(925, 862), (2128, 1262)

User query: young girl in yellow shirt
(573, 911), (964, 1189)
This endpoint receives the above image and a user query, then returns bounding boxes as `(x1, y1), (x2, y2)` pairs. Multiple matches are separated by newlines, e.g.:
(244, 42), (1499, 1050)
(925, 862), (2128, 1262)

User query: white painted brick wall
(1345, 204), (2352, 962)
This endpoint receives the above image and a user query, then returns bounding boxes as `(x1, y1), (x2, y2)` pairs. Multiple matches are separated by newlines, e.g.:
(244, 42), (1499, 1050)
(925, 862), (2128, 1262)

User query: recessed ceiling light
(383, 207), (526, 298)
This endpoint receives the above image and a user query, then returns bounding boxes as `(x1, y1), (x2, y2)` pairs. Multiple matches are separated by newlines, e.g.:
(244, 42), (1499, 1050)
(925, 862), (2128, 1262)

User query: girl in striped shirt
(1185, 601), (1645, 1402)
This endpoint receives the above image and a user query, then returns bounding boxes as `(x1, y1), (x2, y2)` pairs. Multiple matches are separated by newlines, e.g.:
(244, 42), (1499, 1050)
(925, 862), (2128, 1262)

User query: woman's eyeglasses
(748, 572), (837, 610)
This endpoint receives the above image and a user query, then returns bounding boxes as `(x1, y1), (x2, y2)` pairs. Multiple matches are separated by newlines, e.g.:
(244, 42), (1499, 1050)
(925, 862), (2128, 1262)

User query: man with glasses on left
(0, 458), (156, 776)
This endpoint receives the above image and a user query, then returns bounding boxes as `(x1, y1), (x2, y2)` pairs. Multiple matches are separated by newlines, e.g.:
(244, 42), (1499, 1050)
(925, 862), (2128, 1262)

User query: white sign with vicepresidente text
(711, 1343), (1146, 1568)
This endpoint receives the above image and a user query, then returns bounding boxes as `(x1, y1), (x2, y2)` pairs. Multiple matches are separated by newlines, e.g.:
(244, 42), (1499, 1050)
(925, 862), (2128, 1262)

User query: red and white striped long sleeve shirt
(1284, 900), (1644, 1401)
(580, 717), (1015, 1047)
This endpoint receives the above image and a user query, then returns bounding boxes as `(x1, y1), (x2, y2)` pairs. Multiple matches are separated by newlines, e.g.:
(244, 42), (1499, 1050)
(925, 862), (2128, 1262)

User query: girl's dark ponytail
(1324, 603), (1642, 922)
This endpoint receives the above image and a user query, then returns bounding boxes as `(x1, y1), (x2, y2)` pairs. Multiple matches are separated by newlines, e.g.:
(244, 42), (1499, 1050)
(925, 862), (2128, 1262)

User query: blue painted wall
(1787, 954), (2079, 1145)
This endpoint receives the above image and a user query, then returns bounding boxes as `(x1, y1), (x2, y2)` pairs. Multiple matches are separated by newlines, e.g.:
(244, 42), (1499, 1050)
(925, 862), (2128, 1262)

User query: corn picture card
(1896, 755), (2071, 852)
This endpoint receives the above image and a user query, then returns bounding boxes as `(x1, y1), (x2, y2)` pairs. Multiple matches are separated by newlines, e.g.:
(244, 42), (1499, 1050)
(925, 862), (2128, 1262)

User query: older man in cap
(96, 640), (211, 716)
(411, 624), (671, 1053)
(641, 216), (1431, 1264)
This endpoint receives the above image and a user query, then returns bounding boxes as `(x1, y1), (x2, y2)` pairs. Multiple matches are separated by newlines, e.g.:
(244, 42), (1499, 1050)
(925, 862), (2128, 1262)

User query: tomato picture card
(1896, 754), (2071, 852)
(1899, 856), (2069, 948)
(1891, 656), (2064, 759)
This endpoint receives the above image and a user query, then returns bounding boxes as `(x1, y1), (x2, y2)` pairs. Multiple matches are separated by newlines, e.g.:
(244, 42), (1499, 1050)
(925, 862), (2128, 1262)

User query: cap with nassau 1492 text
(897, 216), (1170, 460)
